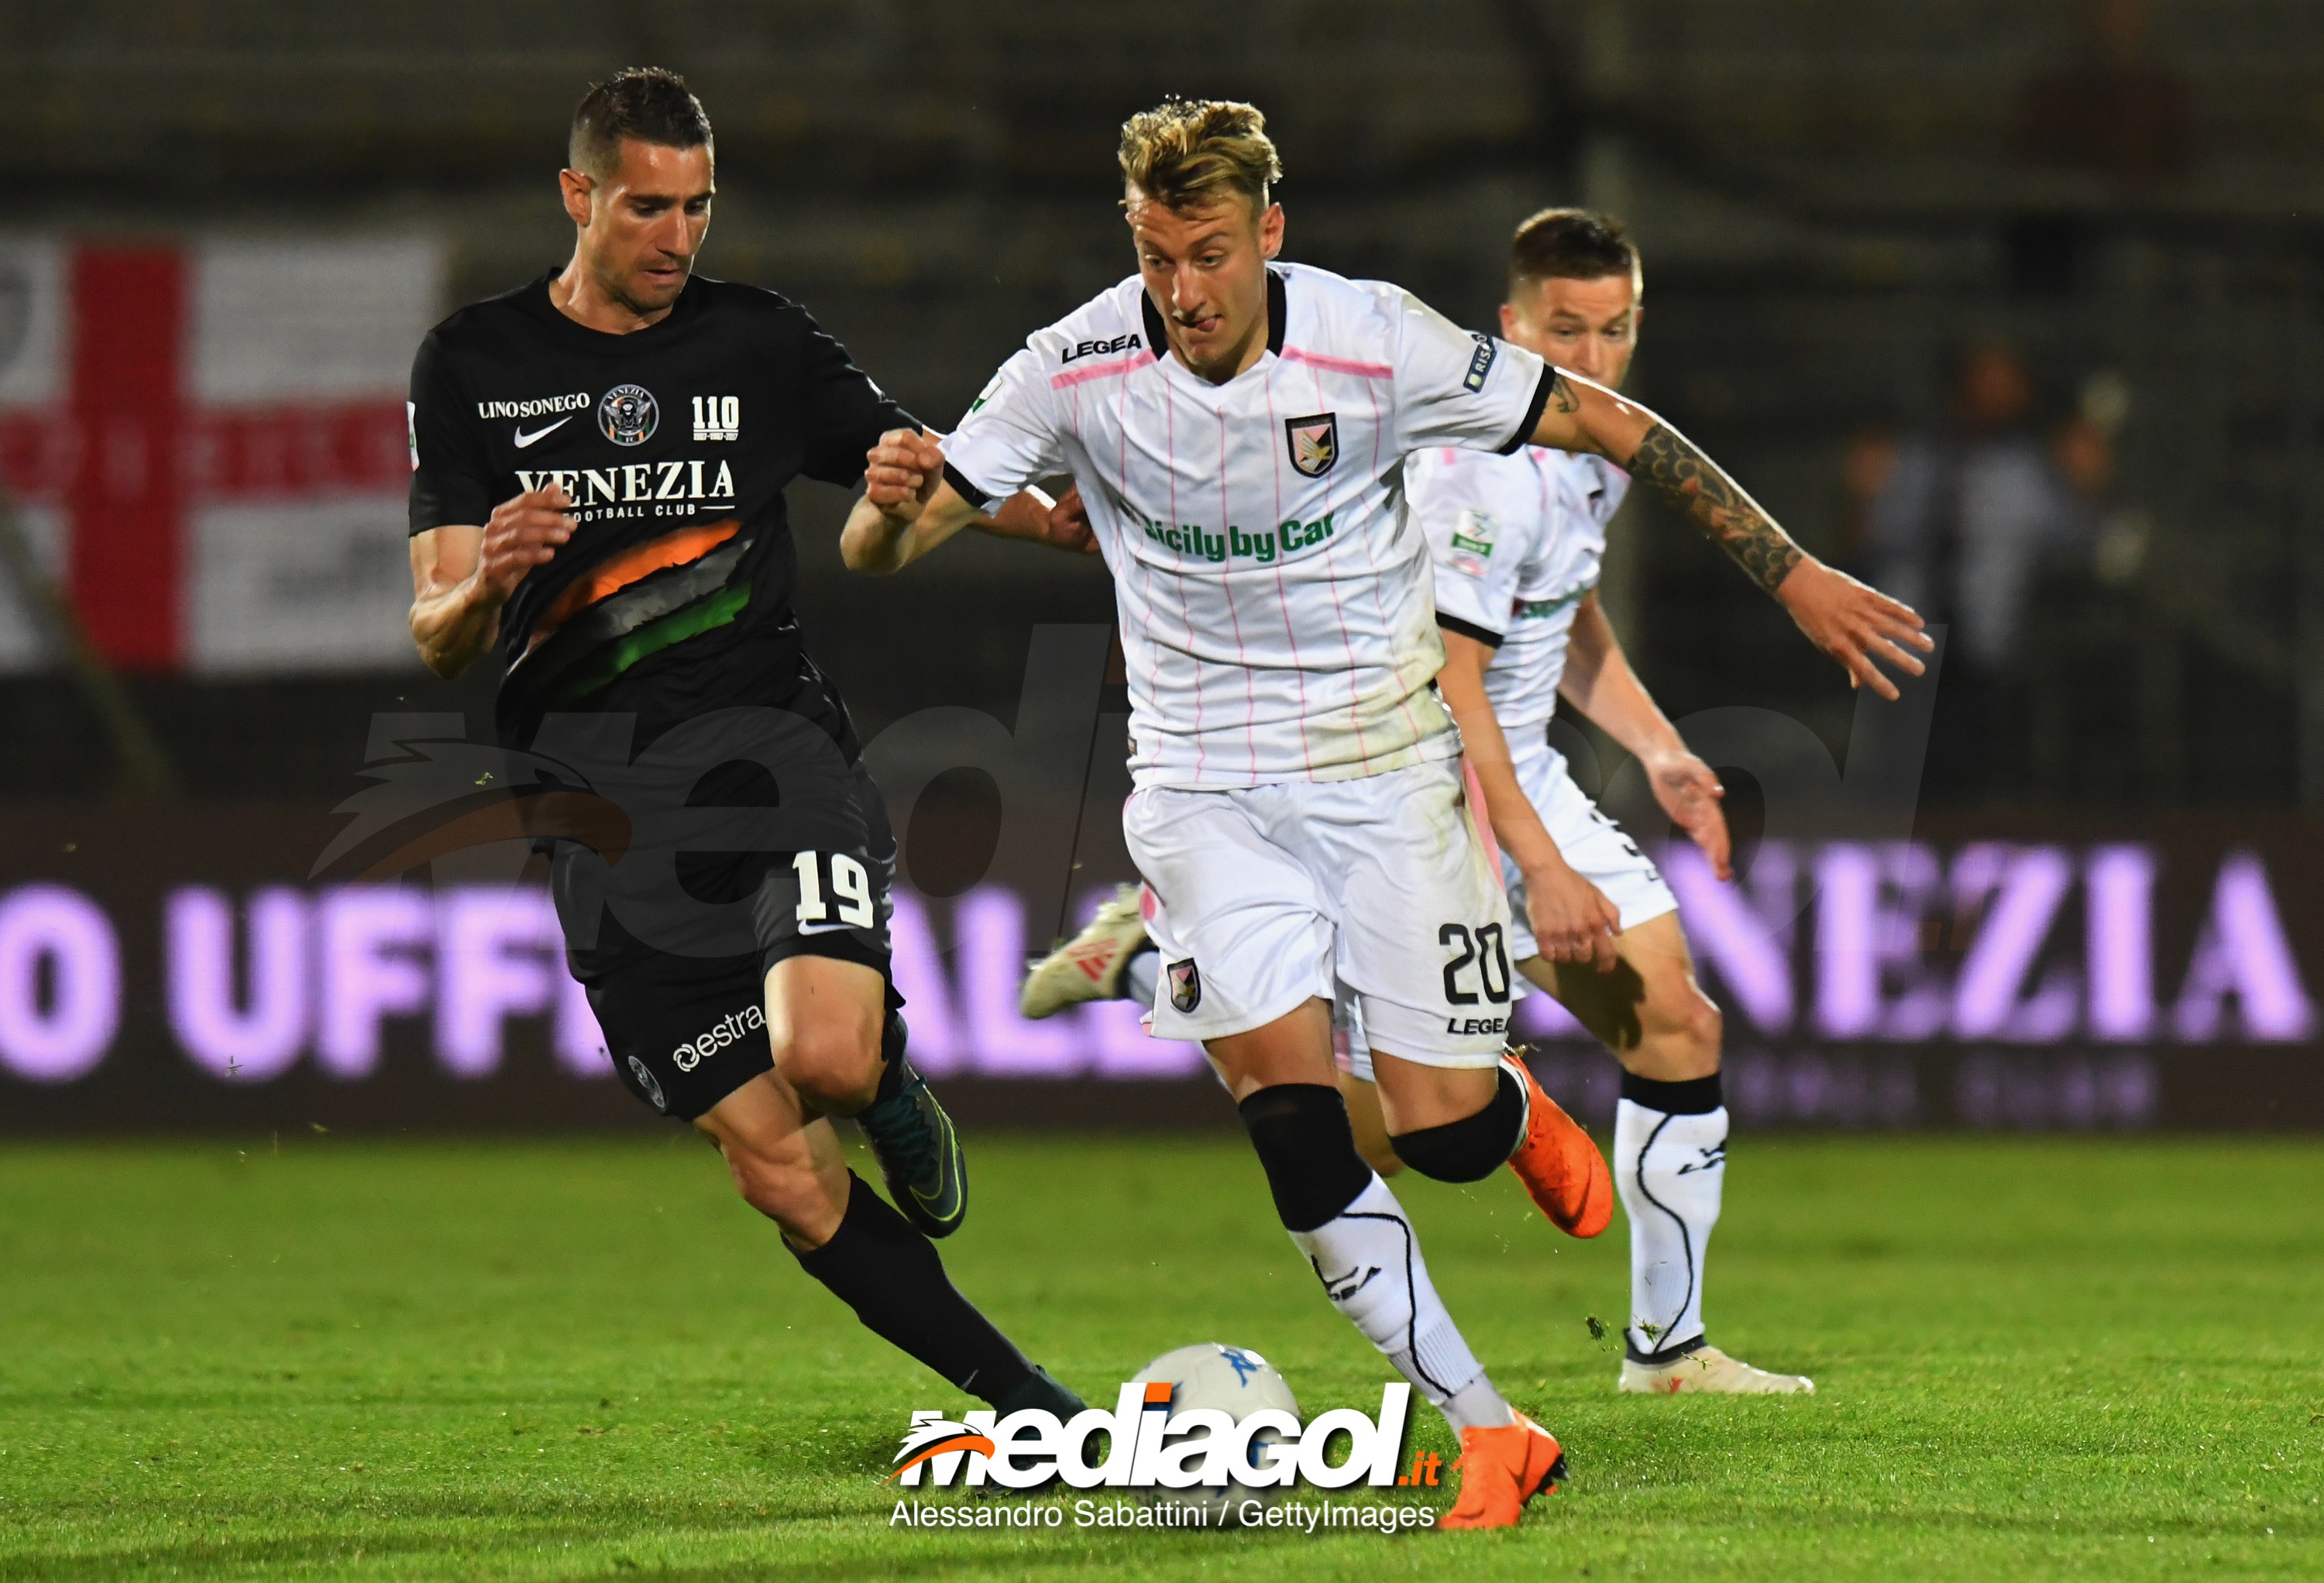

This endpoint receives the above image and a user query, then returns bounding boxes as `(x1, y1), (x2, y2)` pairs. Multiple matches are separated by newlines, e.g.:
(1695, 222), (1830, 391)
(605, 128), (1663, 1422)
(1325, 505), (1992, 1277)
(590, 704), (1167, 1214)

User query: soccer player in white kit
(1410, 208), (1813, 1393)
(844, 101), (1927, 1526)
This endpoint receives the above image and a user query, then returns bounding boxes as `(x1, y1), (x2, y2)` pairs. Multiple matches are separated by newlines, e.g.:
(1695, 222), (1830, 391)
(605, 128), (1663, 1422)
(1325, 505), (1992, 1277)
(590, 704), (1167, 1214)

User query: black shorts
(555, 759), (899, 1122)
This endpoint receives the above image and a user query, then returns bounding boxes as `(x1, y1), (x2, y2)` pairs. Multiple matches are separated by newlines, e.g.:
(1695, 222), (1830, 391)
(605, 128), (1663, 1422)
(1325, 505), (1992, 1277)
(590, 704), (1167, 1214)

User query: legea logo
(889, 1382), (1411, 1492)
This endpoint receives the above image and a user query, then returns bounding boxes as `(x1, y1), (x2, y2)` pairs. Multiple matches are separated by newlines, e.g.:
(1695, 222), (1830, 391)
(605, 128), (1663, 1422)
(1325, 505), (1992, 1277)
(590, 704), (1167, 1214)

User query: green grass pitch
(1, 1129), (2319, 1579)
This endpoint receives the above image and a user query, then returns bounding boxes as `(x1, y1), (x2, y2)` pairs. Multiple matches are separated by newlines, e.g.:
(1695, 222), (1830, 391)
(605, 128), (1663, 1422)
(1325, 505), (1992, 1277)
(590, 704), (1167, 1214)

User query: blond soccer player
(852, 102), (1923, 1524)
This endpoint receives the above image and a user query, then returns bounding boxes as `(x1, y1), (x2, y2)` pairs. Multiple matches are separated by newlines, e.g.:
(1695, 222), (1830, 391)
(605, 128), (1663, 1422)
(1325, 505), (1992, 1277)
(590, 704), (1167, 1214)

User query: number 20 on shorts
(1439, 922), (1512, 1006)
(792, 851), (876, 929)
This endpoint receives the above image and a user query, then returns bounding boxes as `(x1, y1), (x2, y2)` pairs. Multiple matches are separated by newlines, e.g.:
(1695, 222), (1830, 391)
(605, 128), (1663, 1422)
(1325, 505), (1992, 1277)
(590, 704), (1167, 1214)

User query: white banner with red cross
(0, 234), (445, 673)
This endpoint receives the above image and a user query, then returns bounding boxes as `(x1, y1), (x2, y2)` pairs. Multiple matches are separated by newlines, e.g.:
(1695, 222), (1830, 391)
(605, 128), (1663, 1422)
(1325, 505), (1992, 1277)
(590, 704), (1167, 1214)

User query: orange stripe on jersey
(530, 520), (740, 649)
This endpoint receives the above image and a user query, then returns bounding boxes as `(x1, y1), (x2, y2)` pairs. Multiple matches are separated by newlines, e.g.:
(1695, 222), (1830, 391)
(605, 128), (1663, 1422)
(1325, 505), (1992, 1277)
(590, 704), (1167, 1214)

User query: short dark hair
(1508, 208), (1642, 297)
(569, 67), (713, 178)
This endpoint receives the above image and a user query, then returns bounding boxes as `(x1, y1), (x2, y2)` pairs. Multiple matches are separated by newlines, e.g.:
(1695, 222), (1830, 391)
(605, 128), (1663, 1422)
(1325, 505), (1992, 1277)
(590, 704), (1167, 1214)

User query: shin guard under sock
(1238, 1083), (1511, 1431)
(1614, 1070), (1728, 1361)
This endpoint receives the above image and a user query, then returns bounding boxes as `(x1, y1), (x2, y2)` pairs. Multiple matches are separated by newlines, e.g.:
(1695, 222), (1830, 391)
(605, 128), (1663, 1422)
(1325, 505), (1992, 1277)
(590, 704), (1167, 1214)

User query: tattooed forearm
(1624, 422), (1803, 596)
(1549, 369), (1581, 414)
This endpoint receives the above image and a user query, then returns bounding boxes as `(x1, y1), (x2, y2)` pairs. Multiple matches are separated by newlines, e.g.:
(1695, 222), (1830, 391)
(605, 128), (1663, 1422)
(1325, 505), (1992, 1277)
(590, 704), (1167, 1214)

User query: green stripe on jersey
(550, 585), (752, 705)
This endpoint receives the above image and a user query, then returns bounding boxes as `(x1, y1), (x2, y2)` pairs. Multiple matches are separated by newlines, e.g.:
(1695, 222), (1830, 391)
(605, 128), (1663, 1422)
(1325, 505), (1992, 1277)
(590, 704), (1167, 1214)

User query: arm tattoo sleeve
(1624, 422), (1803, 596)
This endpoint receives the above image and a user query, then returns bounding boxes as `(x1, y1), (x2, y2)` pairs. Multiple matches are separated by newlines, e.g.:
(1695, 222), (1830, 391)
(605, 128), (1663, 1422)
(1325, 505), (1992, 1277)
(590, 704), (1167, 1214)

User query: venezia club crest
(1284, 412), (1338, 479)
(599, 383), (659, 446)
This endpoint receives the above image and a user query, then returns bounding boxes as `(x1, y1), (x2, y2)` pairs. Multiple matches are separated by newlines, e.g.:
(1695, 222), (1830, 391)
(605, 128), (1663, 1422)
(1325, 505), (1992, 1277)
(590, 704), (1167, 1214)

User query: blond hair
(1117, 98), (1282, 215)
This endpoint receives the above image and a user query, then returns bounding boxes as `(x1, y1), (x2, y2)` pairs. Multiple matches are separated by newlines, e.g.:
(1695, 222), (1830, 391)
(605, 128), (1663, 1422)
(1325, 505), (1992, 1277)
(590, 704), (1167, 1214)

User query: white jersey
(1411, 445), (1629, 732)
(944, 261), (1553, 789)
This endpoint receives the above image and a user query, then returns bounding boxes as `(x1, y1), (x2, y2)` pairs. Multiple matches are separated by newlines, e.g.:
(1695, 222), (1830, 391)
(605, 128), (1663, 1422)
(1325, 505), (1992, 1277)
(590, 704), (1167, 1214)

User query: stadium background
(0, 0), (2319, 1138)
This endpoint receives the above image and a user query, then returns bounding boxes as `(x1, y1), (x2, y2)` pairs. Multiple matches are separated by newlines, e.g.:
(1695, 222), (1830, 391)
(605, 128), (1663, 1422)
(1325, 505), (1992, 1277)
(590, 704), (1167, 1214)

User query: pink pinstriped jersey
(944, 261), (1553, 790)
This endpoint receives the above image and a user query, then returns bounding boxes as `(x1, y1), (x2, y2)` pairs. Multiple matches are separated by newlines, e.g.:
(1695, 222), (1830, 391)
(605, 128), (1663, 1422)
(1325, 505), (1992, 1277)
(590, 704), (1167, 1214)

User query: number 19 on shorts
(793, 851), (875, 930)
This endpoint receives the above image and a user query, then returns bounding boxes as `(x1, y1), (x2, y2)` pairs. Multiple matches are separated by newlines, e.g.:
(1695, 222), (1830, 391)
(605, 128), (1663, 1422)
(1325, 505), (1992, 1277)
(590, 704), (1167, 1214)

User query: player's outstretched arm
(1559, 592), (1731, 881)
(407, 484), (575, 678)
(1438, 627), (1620, 973)
(1528, 373), (1933, 699)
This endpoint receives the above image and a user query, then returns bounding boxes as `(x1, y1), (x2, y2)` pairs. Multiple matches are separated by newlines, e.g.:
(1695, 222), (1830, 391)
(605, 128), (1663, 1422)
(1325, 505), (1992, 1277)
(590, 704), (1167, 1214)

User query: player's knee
(772, 1003), (882, 1105)
(1387, 1063), (1525, 1183)
(1656, 990), (1722, 1070)
(1237, 1083), (1374, 1232)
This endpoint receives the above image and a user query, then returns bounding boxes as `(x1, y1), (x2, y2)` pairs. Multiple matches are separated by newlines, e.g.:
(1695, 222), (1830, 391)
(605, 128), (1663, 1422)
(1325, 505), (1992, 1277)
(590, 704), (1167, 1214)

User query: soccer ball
(1131, 1343), (1301, 1528)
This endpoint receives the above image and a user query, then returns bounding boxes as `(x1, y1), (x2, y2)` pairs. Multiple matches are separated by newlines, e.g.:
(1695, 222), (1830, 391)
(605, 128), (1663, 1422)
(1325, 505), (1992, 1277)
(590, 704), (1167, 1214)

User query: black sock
(792, 1172), (1036, 1405)
(1619, 1069), (1723, 1114)
(1236, 1083), (1373, 1232)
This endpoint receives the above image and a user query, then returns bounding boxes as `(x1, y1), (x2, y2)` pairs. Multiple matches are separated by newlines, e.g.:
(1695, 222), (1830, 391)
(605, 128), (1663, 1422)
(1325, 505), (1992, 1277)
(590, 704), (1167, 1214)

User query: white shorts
(1338, 738), (1676, 1083)
(1502, 734), (1677, 959)
(1125, 759), (1517, 1068)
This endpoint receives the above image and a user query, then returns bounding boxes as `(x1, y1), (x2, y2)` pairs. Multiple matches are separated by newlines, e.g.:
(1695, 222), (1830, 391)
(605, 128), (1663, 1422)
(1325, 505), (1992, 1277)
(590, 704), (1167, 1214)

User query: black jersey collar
(1140, 267), (1289, 373)
(523, 266), (706, 345)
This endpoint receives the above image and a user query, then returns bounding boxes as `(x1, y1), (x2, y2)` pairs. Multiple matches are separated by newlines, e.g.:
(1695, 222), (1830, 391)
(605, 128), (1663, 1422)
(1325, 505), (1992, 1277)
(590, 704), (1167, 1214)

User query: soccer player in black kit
(404, 68), (1085, 1420)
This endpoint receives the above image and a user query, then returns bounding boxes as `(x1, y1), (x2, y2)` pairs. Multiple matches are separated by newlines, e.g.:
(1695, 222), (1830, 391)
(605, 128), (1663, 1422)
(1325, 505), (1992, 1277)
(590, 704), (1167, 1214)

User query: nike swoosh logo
(513, 417), (572, 448)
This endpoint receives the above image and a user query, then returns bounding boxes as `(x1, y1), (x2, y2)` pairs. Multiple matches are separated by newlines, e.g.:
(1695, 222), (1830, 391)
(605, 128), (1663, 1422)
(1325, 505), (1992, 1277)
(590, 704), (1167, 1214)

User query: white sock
(1289, 1173), (1514, 1431)
(1614, 1097), (1728, 1359)
(1120, 943), (1160, 1007)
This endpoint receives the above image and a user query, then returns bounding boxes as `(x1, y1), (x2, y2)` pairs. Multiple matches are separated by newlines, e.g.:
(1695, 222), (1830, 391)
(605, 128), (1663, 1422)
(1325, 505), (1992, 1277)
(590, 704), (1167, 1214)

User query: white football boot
(1619, 1344), (1815, 1396)
(1019, 884), (1150, 1019)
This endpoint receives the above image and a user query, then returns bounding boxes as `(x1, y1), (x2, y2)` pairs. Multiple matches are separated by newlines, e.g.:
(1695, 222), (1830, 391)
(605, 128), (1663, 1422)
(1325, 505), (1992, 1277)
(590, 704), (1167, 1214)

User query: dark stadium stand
(0, 0), (2319, 807)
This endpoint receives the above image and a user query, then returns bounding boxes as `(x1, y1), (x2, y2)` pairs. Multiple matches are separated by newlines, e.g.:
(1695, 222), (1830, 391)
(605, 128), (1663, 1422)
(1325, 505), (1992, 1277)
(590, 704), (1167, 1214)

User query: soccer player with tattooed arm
(1027, 209), (1916, 1395)
(844, 99), (1925, 1526)
(1381, 208), (1843, 1392)
(405, 68), (1086, 1427)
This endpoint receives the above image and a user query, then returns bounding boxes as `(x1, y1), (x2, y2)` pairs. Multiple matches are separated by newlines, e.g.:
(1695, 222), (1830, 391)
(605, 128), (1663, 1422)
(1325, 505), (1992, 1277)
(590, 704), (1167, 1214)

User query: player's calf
(714, 1113), (853, 1247)
(1384, 1062), (1525, 1183)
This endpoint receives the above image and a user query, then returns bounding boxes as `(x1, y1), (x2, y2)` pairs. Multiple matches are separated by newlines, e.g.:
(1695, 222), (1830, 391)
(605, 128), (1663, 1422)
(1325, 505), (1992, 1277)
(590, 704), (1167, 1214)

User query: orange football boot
(1502, 1050), (1613, 1238)
(1439, 1411), (1566, 1530)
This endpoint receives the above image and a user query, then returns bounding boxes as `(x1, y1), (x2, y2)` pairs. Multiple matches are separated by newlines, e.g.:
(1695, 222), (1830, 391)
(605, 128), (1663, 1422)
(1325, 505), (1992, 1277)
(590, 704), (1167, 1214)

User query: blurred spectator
(2016, 0), (2193, 185)
(1864, 339), (2096, 803)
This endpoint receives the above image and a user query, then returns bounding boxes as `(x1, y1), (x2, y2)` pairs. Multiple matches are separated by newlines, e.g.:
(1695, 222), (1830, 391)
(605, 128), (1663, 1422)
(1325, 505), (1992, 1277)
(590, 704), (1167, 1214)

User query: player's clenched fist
(476, 486), (575, 603)
(1045, 484), (1098, 555)
(864, 427), (947, 521)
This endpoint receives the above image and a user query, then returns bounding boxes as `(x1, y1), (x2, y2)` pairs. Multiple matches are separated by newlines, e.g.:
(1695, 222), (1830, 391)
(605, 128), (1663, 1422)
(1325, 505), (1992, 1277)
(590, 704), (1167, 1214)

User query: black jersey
(407, 269), (914, 753)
